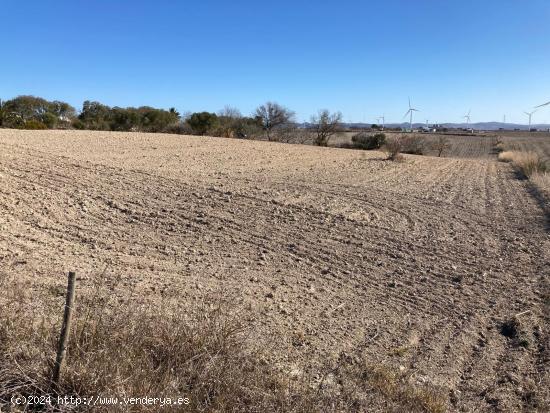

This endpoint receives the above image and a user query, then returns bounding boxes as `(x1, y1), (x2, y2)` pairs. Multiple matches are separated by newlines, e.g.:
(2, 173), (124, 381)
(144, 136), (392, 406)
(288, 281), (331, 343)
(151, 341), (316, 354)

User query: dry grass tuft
(497, 150), (549, 204)
(530, 171), (550, 195)
(515, 153), (548, 178)
(497, 151), (515, 163)
(497, 151), (548, 177)
(340, 363), (447, 413)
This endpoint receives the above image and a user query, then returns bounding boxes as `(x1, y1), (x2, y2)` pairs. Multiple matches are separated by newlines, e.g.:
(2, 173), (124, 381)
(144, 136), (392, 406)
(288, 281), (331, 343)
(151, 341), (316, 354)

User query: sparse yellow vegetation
(357, 365), (446, 413)
(0, 271), (447, 413)
(390, 345), (411, 357)
(497, 149), (549, 204)
(530, 171), (550, 195)
(515, 152), (548, 178)
(497, 150), (515, 163)
(497, 150), (548, 177)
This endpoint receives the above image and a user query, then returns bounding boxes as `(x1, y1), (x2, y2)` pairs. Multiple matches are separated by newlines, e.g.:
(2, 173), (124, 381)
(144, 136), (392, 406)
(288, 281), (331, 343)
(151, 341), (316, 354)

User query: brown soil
(1, 129), (548, 411)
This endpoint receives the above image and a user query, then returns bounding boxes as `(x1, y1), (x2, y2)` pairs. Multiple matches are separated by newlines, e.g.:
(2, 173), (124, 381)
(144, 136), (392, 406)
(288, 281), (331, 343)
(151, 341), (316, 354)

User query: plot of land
(1, 129), (548, 411)
(335, 130), (550, 161)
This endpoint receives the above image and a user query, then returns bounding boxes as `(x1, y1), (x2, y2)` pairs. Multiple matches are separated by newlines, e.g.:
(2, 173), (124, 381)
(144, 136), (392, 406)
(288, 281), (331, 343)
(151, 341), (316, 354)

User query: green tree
(2, 96), (50, 122)
(1, 95), (75, 129)
(79, 101), (112, 130)
(187, 112), (218, 135)
(51, 101), (77, 125)
(138, 107), (180, 132)
(110, 107), (141, 131)
(42, 112), (58, 128)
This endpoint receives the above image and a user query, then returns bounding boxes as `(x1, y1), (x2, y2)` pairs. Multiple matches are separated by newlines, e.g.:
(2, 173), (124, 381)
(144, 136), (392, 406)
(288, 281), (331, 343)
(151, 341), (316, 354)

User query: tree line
(0, 95), (344, 146)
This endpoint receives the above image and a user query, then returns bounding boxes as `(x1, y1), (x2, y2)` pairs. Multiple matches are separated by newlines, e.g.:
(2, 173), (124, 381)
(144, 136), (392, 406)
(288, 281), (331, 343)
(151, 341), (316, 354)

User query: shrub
(494, 137), (505, 153)
(400, 135), (425, 155)
(41, 112), (58, 128)
(432, 136), (450, 157)
(351, 132), (386, 150)
(274, 126), (312, 144)
(375, 134), (424, 156)
(497, 151), (515, 162)
(22, 120), (47, 130)
(71, 119), (86, 130)
(186, 112), (218, 135)
(383, 135), (405, 161)
(163, 122), (194, 135)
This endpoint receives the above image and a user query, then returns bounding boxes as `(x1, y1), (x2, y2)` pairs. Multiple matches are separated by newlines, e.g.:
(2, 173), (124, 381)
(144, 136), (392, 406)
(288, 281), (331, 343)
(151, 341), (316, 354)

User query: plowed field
(1, 129), (548, 411)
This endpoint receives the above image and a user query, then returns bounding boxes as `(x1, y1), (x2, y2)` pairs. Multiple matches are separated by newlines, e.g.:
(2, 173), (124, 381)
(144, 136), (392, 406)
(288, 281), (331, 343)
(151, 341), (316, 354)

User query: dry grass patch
(497, 150), (549, 204)
(0, 272), (315, 412)
(515, 153), (548, 178)
(530, 171), (550, 195)
(0, 270), (447, 412)
(497, 151), (515, 163)
(497, 150), (548, 177)
(364, 366), (446, 413)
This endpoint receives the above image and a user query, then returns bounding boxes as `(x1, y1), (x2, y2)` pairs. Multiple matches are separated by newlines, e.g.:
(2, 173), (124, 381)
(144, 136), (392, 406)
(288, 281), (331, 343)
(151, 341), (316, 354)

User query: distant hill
(339, 122), (550, 131)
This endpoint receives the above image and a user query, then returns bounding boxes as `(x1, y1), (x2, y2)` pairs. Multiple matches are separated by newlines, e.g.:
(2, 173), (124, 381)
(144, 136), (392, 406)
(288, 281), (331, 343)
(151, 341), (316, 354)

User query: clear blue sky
(1, 0), (549, 124)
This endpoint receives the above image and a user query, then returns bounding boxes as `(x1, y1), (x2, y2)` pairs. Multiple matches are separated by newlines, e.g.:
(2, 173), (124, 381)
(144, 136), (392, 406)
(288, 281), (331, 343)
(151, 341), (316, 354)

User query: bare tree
(216, 106), (242, 137)
(274, 124), (313, 144)
(310, 109), (343, 146)
(218, 105), (242, 119)
(254, 102), (295, 141)
(433, 135), (450, 157)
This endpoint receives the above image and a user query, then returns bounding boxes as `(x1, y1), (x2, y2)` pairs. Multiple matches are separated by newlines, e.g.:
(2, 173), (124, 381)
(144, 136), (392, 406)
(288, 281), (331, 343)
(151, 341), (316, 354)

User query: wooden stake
(52, 271), (76, 387)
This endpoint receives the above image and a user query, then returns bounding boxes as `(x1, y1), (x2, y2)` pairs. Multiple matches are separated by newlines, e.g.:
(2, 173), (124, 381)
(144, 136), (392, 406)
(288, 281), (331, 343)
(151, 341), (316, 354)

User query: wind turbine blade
(535, 101), (550, 108)
(408, 98), (411, 108)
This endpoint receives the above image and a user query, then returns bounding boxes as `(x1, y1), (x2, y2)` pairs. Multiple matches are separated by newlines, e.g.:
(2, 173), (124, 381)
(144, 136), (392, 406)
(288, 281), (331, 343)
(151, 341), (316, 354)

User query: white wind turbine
(524, 109), (536, 128)
(463, 109), (471, 125)
(403, 98), (419, 130)
(378, 114), (385, 129)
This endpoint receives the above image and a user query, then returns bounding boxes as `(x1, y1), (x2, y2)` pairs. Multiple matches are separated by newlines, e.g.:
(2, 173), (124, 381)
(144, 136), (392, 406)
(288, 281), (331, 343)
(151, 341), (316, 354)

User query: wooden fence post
(52, 271), (76, 387)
